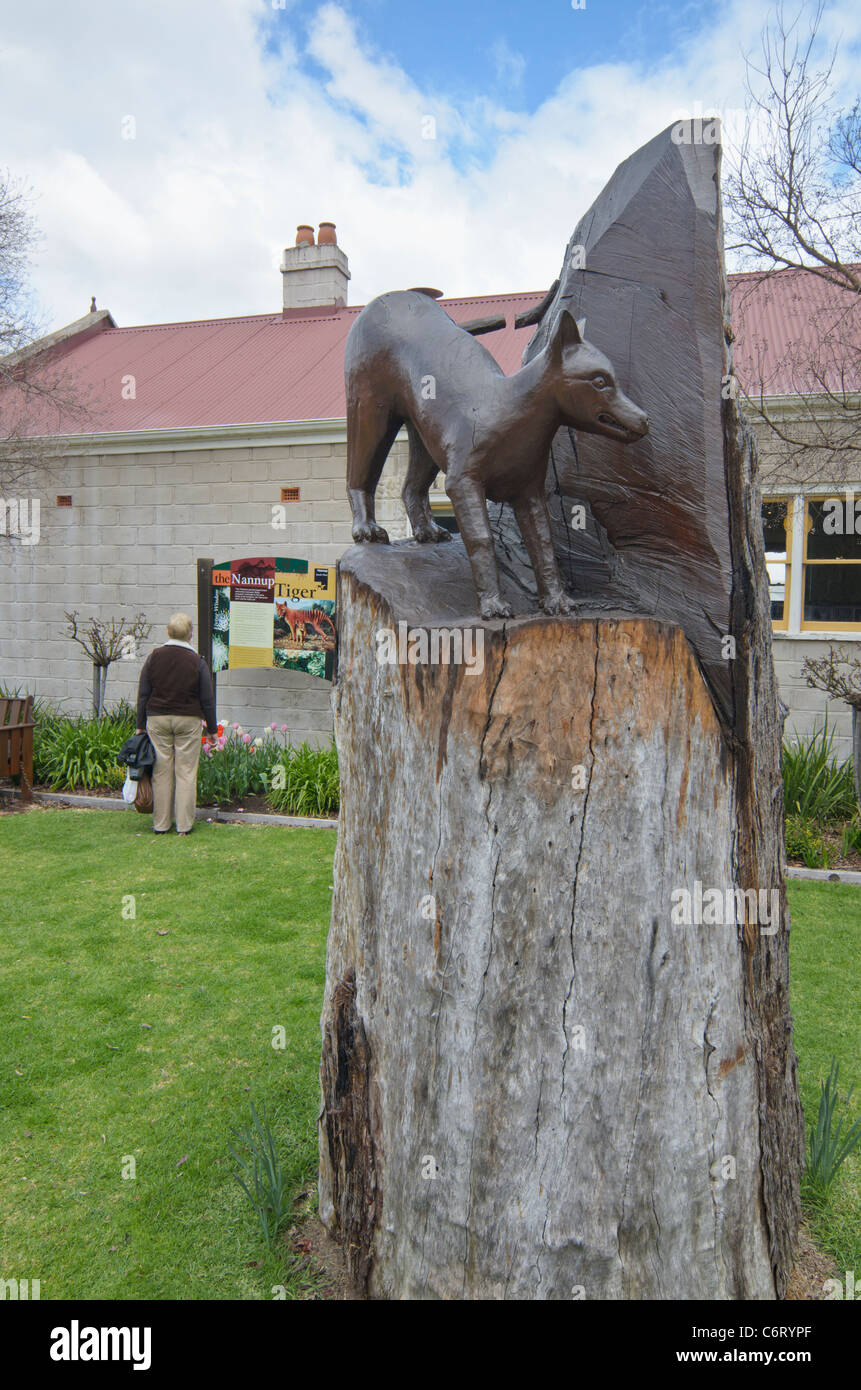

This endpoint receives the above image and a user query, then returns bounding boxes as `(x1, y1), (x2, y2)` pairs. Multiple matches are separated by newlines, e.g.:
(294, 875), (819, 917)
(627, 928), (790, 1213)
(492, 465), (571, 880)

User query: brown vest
(143, 645), (205, 718)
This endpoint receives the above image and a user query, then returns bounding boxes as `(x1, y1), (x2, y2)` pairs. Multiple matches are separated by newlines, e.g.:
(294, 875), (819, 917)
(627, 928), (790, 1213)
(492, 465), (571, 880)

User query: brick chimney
(281, 223), (350, 310)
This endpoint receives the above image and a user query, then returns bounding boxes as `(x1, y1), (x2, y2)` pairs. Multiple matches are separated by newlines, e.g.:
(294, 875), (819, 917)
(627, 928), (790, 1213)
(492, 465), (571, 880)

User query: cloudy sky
(1, 0), (859, 331)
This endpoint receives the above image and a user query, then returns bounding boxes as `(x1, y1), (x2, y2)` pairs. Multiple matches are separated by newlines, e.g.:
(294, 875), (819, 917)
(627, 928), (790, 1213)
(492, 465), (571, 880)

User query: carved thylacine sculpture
(345, 289), (648, 619)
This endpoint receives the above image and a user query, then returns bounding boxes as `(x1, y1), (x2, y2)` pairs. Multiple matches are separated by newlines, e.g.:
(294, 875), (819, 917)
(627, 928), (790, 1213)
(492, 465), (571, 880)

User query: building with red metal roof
(1, 230), (858, 754)
(5, 292), (545, 439)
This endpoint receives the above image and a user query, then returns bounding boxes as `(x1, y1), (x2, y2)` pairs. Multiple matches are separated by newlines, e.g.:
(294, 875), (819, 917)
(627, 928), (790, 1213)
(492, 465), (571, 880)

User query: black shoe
(153, 829), (168, 834)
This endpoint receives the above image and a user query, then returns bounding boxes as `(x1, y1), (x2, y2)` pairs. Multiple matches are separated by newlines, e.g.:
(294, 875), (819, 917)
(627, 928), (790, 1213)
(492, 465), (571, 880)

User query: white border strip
(25, 418), (349, 456)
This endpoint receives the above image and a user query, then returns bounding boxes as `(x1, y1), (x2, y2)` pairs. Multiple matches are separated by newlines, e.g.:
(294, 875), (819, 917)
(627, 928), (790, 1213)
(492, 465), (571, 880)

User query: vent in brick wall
(280, 486), (301, 503)
(56, 495), (72, 507)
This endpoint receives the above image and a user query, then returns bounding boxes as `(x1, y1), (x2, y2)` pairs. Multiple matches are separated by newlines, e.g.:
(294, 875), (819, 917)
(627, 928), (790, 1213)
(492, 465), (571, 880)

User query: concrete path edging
(0, 787), (338, 830)
(786, 865), (861, 886)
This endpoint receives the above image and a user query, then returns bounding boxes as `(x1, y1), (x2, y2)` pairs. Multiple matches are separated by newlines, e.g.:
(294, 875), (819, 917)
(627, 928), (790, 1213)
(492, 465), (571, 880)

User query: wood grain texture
(490, 124), (737, 728)
(318, 550), (797, 1298)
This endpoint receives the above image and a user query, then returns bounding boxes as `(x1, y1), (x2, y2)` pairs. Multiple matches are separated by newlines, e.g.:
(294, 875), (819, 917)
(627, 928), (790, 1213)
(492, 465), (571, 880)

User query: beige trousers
(146, 714), (202, 833)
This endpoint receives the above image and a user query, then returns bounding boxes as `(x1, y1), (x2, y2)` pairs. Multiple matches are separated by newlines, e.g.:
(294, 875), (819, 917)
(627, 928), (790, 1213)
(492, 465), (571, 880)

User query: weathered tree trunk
(319, 544), (798, 1298)
(319, 121), (803, 1299)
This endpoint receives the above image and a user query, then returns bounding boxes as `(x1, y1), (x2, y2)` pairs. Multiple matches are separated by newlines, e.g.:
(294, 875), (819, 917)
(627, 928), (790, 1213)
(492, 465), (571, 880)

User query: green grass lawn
(788, 880), (861, 1274)
(0, 808), (336, 1300)
(0, 808), (858, 1298)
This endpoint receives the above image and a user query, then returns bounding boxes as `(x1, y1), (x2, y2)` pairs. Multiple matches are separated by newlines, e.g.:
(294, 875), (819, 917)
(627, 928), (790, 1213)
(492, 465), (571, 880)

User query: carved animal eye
(592, 375), (610, 389)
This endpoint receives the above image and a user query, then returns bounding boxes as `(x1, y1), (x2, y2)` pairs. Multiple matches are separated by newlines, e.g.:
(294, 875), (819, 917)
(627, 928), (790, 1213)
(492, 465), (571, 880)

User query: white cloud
(0, 0), (857, 330)
(489, 38), (526, 92)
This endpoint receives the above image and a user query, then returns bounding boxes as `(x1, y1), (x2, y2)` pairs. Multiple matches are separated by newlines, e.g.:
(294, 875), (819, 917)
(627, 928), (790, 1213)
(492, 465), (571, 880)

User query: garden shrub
(785, 814), (833, 870)
(34, 708), (136, 790)
(264, 741), (340, 817)
(782, 723), (856, 824)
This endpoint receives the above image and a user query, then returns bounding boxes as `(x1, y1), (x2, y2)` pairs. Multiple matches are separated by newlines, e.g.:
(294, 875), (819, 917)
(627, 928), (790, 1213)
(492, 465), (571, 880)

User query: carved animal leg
(446, 472), (512, 619)
(347, 392), (400, 543)
(512, 492), (577, 615)
(403, 425), (451, 543)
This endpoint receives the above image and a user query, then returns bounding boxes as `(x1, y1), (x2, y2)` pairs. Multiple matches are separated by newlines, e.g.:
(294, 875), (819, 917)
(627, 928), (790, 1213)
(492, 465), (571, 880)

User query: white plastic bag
(122, 771), (137, 804)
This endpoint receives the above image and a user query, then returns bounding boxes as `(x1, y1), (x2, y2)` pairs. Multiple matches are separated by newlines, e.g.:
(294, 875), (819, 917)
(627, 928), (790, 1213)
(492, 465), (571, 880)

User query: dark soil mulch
(784, 1225), (840, 1300)
(812, 827), (859, 871)
(288, 1215), (360, 1300)
(788, 826), (861, 873)
(6, 784), (336, 820)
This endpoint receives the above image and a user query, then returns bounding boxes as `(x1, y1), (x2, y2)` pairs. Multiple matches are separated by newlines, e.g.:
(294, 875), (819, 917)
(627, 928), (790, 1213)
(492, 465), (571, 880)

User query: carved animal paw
(540, 592), (578, 616)
(480, 596), (513, 620)
(352, 522), (390, 544)
(413, 523), (453, 543)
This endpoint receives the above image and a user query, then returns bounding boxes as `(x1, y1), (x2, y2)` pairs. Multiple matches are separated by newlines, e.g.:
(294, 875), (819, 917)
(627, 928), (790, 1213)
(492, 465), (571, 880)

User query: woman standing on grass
(136, 613), (218, 835)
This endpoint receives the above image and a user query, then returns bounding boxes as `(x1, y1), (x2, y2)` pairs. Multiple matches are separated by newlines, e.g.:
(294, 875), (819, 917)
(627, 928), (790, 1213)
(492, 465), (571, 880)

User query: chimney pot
(281, 225), (350, 310)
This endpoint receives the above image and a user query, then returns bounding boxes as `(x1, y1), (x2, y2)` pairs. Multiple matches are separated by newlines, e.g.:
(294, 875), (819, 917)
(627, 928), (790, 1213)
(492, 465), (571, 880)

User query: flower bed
(197, 722), (339, 816)
(15, 693), (339, 818)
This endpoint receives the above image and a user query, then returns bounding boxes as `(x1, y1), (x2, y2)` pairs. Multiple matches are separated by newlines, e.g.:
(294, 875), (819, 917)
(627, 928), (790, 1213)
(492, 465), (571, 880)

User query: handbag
(134, 774), (153, 814)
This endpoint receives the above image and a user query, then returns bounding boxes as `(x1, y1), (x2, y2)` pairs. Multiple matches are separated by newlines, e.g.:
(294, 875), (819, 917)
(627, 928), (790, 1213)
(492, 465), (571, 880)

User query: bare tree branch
(0, 168), (96, 499)
(723, 4), (860, 484)
(64, 612), (152, 716)
(803, 646), (861, 709)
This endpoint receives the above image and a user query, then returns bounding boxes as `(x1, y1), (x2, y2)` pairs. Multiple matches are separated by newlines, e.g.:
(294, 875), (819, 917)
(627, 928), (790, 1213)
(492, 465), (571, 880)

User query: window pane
(762, 500), (788, 554)
(807, 498), (861, 561)
(762, 501), (788, 621)
(766, 562), (786, 621)
(803, 563), (861, 624)
(433, 511), (459, 535)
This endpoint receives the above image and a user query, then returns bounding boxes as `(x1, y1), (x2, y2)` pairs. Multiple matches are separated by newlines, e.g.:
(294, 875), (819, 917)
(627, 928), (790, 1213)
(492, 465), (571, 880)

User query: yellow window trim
(763, 495), (792, 632)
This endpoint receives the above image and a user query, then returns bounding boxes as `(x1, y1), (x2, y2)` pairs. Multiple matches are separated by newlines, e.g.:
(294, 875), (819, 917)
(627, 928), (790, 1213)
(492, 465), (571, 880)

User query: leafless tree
(803, 646), (861, 801)
(64, 611), (152, 716)
(723, 2), (860, 486)
(0, 169), (94, 500)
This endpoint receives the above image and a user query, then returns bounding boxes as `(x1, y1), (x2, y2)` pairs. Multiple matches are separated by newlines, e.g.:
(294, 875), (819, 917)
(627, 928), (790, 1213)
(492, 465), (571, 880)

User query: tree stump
(319, 121), (803, 1299)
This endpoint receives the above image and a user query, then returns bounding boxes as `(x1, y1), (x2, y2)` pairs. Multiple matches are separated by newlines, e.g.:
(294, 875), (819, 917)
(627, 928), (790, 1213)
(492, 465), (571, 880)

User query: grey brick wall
(2, 430), (856, 767)
(0, 432), (409, 744)
(773, 634), (858, 760)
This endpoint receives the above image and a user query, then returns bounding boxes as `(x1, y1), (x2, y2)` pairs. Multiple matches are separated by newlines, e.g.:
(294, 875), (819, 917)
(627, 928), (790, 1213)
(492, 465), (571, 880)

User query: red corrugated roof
(5, 292), (545, 437)
(5, 267), (857, 439)
(729, 264), (861, 397)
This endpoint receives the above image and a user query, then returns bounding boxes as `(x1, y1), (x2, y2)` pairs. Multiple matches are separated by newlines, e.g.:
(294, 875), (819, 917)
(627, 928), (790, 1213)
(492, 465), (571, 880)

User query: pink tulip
(270, 722), (277, 731)
(242, 733), (251, 744)
(280, 724), (288, 732)
(231, 722), (239, 730)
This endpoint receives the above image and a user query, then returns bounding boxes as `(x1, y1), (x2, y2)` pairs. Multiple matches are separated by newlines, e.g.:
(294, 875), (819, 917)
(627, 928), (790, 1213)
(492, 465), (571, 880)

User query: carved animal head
(551, 310), (649, 443)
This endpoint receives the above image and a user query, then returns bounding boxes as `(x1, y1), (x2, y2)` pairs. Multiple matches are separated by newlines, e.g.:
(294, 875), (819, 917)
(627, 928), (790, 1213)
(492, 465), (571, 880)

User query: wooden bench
(0, 696), (36, 803)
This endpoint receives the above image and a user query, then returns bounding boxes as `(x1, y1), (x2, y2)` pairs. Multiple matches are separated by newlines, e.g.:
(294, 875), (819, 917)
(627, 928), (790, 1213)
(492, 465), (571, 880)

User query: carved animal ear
(554, 309), (584, 351)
